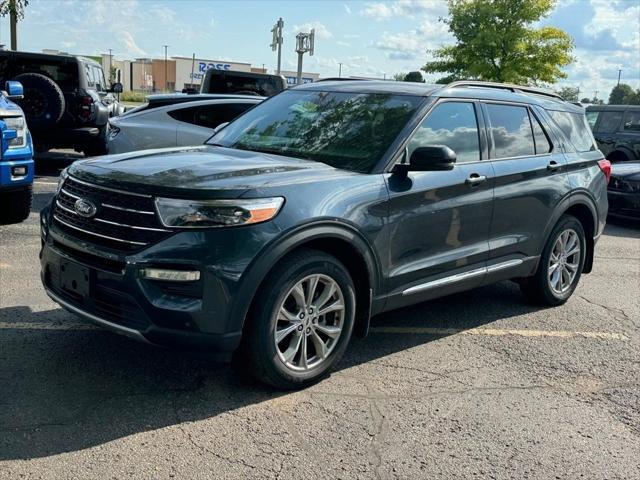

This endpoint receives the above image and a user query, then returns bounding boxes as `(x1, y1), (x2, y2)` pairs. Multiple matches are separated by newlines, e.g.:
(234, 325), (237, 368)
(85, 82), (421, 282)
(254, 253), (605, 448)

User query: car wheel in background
(14, 73), (65, 128)
(0, 186), (32, 224)
(243, 249), (356, 389)
(83, 125), (109, 157)
(520, 214), (586, 306)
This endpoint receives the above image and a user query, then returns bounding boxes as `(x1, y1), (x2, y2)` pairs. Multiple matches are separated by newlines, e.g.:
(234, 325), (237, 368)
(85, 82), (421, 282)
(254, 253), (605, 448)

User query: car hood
(611, 162), (640, 182)
(68, 145), (361, 198)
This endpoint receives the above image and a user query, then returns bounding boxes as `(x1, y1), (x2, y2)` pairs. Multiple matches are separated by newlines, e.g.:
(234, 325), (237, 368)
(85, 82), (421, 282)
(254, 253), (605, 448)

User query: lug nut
(299, 313), (305, 319)
(306, 327), (311, 334)
(308, 308), (314, 314)
(298, 325), (303, 331)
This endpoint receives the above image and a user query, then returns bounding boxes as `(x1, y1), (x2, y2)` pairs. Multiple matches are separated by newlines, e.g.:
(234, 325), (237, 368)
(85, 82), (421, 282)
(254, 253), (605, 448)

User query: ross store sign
(190, 61), (233, 80)
(285, 76), (314, 86)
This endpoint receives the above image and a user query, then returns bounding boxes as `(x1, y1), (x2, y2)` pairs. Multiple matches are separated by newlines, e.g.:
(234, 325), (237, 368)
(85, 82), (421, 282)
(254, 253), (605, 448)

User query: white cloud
(344, 4), (351, 15)
(585, 0), (640, 50)
(372, 17), (451, 60)
(292, 21), (333, 39)
(360, 0), (446, 20)
(121, 31), (146, 56)
(336, 40), (351, 47)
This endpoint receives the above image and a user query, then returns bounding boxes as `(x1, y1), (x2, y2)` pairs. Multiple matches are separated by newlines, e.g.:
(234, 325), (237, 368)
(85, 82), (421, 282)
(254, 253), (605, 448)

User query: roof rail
(444, 80), (564, 101)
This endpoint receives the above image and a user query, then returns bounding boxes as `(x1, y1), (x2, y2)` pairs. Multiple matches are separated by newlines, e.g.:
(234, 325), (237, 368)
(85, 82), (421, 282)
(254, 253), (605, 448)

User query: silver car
(107, 94), (263, 154)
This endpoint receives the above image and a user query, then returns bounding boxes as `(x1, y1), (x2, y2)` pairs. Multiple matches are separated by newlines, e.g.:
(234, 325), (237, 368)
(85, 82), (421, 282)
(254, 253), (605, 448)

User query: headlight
(155, 197), (285, 228)
(56, 168), (69, 194)
(3, 115), (27, 148)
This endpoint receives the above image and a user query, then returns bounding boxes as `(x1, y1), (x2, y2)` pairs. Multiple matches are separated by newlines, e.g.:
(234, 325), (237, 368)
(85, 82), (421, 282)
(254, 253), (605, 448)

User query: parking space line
(370, 326), (628, 341)
(34, 180), (59, 186)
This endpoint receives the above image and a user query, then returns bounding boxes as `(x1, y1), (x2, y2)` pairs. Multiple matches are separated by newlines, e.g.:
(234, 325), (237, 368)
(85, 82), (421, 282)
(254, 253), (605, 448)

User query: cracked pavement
(1, 157), (639, 479)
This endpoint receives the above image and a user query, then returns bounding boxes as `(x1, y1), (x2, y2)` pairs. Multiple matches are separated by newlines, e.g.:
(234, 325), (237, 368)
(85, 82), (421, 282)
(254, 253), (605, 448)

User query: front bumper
(39, 205), (279, 353)
(607, 189), (640, 220)
(0, 143), (34, 190)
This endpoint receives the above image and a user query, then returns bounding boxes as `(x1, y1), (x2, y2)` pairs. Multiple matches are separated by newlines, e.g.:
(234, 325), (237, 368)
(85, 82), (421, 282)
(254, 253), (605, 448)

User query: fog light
(140, 268), (200, 282)
(11, 166), (27, 176)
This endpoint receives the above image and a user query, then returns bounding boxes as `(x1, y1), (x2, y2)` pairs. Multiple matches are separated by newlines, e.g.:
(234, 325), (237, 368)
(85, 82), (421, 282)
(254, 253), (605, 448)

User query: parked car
(0, 50), (123, 156)
(0, 81), (34, 224)
(200, 69), (287, 97)
(40, 80), (609, 389)
(586, 105), (640, 161)
(608, 161), (640, 220)
(108, 94), (262, 153)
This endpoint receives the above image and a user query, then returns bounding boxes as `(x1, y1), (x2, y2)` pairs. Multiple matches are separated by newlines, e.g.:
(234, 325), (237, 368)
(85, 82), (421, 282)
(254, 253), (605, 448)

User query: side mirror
(407, 145), (456, 171)
(110, 82), (123, 94)
(5, 81), (24, 99)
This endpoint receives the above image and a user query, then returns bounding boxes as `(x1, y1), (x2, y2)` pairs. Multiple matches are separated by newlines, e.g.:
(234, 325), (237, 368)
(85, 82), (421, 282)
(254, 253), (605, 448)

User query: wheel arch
(606, 148), (634, 162)
(229, 222), (381, 338)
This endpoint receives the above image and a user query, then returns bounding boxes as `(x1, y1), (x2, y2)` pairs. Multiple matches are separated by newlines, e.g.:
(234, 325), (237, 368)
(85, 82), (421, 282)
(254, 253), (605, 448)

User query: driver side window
(408, 102), (480, 163)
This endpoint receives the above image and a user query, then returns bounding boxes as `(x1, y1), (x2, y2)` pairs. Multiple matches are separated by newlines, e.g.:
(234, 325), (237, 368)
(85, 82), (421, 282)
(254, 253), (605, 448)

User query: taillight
(78, 95), (93, 121)
(597, 159), (611, 184)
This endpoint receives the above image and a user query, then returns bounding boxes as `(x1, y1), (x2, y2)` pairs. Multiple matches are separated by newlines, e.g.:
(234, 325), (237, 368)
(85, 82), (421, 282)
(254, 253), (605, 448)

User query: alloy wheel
(274, 274), (345, 371)
(548, 228), (581, 295)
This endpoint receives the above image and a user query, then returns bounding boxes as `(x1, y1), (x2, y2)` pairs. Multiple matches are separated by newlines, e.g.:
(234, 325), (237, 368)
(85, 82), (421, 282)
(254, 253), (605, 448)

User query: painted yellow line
(370, 326), (628, 341)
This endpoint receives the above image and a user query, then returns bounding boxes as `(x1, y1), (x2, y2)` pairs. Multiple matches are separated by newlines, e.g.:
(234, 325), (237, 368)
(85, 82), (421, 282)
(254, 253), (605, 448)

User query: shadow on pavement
(34, 150), (84, 177)
(0, 281), (543, 460)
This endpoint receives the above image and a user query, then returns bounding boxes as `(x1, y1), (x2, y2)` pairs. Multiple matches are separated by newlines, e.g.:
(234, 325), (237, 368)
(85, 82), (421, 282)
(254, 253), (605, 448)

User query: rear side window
(595, 110), (623, 133)
(531, 112), (552, 154)
(486, 104), (535, 158)
(623, 110), (640, 132)
(169, 103), (254, 129)
(408, 102), (480, 163)
(585, 110), (599, 129)
(548, 110), (596, 152)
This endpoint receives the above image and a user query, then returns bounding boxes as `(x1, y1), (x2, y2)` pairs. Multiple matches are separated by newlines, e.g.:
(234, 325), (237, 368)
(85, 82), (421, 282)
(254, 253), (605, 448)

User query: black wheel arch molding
(227, 219), (382, 338)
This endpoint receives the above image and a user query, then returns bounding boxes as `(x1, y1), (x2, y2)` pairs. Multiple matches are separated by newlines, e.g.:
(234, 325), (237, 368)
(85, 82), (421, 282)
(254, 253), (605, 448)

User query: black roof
(0, 49), (100, 66)
(586, 105), (640, 112)
(295, 80), (582, 113)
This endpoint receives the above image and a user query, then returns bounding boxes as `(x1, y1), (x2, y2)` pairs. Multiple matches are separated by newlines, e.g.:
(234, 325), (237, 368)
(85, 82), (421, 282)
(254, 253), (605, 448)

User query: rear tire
(83, 125), (109, 157)
(242, 249), (356, 389)
(14, 73), (65, 127)
(520, 215), (586, 306)
(0, 186), (33, 224)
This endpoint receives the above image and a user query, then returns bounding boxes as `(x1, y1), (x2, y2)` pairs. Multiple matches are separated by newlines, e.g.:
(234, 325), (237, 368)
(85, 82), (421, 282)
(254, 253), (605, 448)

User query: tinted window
(549, 110), (596, 152)
(486, 104), (535, 158)
(622, 110), (640, 132)
(531, 112), (552, 154)
(211, 90), (422, 173)
(596, 111), (623, 133)
(585, 110), (599, 129)
(169, 103), (255, 129)
(408, 102), (480, 163)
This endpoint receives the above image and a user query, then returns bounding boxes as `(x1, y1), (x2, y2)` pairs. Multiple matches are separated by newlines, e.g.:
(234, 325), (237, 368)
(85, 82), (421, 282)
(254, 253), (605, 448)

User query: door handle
(547, 161), (561, 172)
(465, 174), (487, 186)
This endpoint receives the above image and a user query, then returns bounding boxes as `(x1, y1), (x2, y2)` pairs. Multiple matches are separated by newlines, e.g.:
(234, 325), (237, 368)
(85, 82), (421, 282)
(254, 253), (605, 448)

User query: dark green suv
(40, 81), (609, 389)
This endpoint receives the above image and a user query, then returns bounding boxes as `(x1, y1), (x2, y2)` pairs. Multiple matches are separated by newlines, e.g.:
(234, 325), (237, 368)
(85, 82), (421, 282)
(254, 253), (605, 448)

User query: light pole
(163, 44), (169, 92)
(108, 48), (113, 84)
(617, 69), (622, 86)
(270, 18), (284, 75)
(295, 29), (315, 85)
(338, 62), (343, 78)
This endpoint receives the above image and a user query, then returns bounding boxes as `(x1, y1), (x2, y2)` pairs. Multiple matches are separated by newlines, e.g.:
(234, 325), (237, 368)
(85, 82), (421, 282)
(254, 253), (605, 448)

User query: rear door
(174, 101), (257, 146)
(483, 101), (570, 271)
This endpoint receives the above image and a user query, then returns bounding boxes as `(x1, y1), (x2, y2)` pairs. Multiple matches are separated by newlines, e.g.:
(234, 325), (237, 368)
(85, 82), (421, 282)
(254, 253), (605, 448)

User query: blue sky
(1, 0), (638, 99)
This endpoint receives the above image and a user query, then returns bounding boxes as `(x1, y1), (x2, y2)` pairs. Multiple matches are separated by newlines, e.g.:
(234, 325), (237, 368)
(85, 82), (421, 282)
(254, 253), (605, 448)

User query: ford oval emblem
(74, 198), (97, 218)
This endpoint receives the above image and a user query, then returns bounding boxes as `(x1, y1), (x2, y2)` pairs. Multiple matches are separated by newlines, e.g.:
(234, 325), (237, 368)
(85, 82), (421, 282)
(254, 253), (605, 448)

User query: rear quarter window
(548, 110), (596, 152)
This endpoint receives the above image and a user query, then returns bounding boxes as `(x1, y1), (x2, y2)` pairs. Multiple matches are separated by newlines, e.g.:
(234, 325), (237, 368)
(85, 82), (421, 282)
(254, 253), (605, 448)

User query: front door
(384, 100), (494, 309)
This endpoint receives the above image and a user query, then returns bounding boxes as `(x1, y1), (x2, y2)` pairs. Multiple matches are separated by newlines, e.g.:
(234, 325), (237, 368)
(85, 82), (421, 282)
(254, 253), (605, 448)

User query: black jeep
(0, 50), (124, 156)
(586, 105), (640, 162)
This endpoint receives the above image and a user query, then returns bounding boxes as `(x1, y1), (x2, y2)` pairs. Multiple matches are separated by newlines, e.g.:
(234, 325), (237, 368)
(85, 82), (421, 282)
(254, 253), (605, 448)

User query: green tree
(556, 86), (579, 102)
(392, 72), (407, 82)
(423, 0), (574, 85)
(580, 97), (591, 104)
(608, 83), (635, 104)
(403, 71), (425, 83)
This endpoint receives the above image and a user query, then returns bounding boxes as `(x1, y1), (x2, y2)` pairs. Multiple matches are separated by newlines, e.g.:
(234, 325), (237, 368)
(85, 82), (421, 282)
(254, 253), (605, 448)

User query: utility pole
(270, 18), (284, 75)
(163, 44), (169, 92)
(295, 29), (314, 85)
(338, 62), (343, 78)
(617, 69), (622, 86)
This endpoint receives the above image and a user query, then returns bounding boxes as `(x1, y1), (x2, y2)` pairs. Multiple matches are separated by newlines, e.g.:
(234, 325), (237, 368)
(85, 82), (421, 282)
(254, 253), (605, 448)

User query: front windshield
(209, 90), (423, 173)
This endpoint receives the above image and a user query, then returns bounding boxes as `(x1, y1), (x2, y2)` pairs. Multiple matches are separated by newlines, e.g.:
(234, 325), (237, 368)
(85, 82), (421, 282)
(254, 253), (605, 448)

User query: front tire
(520, 215), (586, 306)
(243, 249), (356, 389)
(0, 186), (33, 224)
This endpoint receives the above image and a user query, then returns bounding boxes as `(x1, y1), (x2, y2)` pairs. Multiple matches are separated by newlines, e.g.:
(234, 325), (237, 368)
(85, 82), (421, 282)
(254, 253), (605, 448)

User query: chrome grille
(53, 176), (172, 251)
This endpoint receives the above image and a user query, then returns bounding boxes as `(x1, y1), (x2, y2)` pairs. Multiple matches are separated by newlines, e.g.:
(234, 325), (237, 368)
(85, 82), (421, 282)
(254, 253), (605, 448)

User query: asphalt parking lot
(1, 154), (639, 479)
